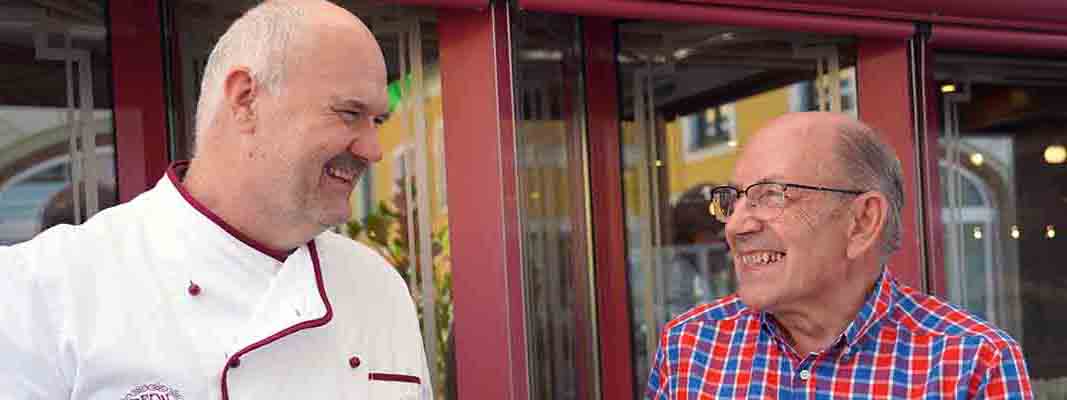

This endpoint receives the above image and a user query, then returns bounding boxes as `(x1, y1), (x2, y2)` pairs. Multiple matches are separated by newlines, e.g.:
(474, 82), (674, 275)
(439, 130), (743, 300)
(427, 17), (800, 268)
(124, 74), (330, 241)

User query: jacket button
(348, 356), (361, 369)
(187, 281), (201, 296)
(228, 357), (241, 369)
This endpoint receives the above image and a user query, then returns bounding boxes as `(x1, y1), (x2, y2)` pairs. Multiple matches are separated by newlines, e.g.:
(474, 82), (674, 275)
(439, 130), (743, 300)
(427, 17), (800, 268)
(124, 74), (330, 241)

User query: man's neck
(771, 268), (881, 355)
(181, 159), (309, 253)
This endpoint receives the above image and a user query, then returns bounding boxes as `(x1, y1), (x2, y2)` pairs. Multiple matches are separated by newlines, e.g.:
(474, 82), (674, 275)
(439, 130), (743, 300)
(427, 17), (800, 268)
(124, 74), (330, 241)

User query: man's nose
(351, 127), (383, 163)
(725, 196), (762, 238)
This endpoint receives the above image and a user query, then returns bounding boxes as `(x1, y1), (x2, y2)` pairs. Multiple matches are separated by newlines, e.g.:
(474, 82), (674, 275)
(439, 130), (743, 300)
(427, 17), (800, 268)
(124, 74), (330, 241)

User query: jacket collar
(165, 161), (293, 262)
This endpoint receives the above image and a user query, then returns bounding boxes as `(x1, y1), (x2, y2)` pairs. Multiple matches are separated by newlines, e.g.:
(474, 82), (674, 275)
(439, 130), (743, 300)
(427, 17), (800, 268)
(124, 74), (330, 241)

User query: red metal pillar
(438, 3), (530, 400)
(584, 16), (637, 400)
(858, 39), (925, 289)
(109, 0), (170, 202)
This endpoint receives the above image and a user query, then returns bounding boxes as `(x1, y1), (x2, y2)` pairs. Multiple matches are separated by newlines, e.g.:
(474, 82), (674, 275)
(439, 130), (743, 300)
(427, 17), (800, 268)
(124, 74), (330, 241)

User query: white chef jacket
(0, 165), (432, 399)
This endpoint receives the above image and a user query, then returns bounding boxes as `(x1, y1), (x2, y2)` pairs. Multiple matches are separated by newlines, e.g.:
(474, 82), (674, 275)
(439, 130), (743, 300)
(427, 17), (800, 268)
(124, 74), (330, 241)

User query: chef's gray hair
(194, 1), (305, 144)
(834, 121), (905, 262)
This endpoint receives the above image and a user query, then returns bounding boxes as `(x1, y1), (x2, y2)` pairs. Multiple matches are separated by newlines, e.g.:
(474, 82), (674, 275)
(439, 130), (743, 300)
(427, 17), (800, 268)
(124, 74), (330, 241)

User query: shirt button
(228, 357), (241, 369)
(799, 370), (811, 380)
(349, 356), (362, 369)
(187, 281), (201, 296)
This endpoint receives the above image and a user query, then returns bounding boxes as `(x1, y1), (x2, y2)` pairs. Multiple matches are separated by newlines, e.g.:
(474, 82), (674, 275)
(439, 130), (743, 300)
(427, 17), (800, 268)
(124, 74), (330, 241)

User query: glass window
(167, 2), (454, 398)
(934, 53), (1067, 395)
(616, 21), (858, 396)
(0, 0), (116, 245)
(512, 12), (599, 400)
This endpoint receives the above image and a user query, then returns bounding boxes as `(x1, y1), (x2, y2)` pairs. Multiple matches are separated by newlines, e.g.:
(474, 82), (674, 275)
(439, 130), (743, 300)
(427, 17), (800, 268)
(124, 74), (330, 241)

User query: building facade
(1, 0), (1067, 399)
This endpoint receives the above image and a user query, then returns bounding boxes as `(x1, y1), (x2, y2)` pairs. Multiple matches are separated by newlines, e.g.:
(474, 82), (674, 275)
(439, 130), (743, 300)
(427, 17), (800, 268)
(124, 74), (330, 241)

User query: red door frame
(856, 38), (926, 290)
(438, 3), (530, 400)
(679, 0), (1067, 34)
(583, 16), (637, 400)
(913, 33), (949, 298)
(109, 0), (171, 202)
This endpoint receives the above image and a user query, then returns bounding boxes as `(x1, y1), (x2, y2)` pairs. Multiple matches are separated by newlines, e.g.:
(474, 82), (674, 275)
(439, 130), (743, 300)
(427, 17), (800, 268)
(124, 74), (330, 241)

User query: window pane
(167, 3), (454, 398)
(616, 21), (857, 396)
(935, 53), (1067, 394)
(0, 0), (116, 245)
(513, 12), (599, 400)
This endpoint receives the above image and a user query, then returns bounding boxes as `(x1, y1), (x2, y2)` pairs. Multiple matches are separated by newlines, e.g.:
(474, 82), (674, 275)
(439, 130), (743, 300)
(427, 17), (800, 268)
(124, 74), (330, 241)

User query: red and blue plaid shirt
(646, 269), (1032, 399)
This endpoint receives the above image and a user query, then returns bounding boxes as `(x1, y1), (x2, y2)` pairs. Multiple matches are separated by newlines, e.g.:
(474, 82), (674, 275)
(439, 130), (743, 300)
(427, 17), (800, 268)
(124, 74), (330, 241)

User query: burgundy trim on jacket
(218, 241), (334, 400)
(166, 161), (293, 262)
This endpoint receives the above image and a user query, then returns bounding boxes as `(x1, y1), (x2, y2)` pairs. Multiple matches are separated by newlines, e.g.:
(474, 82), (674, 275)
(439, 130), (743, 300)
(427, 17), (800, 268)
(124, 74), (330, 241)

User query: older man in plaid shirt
(646, 112), (1031, 399)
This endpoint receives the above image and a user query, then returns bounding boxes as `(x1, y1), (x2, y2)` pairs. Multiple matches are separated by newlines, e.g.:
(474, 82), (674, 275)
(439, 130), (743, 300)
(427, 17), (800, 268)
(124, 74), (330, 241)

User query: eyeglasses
(708, 182), (865, 223)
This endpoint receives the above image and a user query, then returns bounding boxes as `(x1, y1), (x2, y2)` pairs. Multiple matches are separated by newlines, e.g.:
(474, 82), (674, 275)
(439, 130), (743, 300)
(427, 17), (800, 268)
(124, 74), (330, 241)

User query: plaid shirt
(646, 269), (1032, 399)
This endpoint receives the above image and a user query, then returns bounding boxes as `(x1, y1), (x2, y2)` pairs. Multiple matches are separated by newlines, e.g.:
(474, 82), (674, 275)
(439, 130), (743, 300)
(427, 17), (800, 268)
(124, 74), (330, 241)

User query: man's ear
(846, 192), (888, 260)
(222, 67), (257, 134)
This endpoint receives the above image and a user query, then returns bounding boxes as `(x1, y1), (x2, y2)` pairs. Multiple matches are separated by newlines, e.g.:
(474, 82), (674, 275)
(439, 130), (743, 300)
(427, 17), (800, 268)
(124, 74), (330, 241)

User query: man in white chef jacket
(0, 1), (432, 399)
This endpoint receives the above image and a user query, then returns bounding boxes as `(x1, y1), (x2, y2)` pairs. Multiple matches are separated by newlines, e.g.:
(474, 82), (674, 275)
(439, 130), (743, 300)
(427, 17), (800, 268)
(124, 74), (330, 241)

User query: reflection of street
(660, 242), (734, 318)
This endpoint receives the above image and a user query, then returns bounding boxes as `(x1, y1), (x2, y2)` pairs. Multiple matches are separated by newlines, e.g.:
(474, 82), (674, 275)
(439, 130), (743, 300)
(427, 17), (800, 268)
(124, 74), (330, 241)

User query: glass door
(933, 53), (1067, 396)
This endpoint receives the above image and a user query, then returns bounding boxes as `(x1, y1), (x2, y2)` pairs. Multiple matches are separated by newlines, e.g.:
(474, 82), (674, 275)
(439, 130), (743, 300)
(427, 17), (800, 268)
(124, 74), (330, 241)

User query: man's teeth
(741, 252), (785, 265)
(327, 166), (356, 182)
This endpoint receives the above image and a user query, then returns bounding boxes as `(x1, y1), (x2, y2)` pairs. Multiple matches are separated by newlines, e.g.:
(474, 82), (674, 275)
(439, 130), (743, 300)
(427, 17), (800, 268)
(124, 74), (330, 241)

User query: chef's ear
(222, 66), (258, 133)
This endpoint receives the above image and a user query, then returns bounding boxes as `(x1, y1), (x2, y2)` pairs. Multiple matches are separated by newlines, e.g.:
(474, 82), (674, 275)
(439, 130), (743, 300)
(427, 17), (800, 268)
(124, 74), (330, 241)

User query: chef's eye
(333, 109), (361, 123)
(373, 114), (389, 126)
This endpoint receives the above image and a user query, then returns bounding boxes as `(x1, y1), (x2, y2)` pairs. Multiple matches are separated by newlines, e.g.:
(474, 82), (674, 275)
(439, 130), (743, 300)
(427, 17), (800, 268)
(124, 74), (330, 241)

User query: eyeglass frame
(708, 181), (866, 223)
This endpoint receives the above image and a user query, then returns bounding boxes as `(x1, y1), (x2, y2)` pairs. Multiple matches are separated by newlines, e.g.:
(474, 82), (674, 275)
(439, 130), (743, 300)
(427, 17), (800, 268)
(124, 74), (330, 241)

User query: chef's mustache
(325, 153), (370, 179)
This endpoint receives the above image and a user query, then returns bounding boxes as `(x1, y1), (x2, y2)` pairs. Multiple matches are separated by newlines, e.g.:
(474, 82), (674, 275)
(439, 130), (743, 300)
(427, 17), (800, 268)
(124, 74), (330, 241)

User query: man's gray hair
(194, 1), (306, 141)
(834, 122), (905, 259)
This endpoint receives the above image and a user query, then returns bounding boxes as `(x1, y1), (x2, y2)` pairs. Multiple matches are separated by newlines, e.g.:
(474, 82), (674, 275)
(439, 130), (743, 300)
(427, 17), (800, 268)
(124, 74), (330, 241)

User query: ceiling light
(1045, 145), (1066, 164)
(673, 48), (694, 60)
(940, 84), (957, 93)
(970, 153), (984, 167)
(1011, 225), (1020, 239)
(1048, 225), (1057, 239)
(972, 226), (983, 240)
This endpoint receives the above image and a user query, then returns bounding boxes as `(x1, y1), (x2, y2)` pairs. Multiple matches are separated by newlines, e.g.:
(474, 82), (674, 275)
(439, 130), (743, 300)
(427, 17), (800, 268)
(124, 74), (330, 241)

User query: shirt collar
(760, 267), (897, 357)
(840, 267), (896, 352)
(166, 161), (294, 262)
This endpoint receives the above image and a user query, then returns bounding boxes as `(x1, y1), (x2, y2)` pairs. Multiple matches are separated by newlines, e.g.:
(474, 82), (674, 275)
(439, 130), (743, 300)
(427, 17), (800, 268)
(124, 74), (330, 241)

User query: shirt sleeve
(0, 246), (72, 399)
(975, 342), (1033, 400)
(646, 328), (672, 400)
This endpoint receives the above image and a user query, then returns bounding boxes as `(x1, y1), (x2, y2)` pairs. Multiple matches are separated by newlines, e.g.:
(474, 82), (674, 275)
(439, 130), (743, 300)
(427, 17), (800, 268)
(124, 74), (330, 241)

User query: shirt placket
(790, 354), (818, 400)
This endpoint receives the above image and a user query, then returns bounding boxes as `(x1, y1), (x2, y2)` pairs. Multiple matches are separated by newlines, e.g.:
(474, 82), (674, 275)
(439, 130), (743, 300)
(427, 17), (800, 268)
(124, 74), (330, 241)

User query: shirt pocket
(368, 373), (422, 400)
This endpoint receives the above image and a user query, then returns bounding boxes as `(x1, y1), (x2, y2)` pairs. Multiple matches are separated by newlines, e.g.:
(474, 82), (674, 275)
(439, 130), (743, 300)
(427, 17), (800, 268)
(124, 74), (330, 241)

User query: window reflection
(616, 21), (857, 396)
(0, 0), (116, 245)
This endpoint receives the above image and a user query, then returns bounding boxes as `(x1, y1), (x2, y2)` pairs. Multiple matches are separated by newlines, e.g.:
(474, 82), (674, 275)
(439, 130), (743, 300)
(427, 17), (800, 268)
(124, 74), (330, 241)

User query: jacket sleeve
(0, 246), (73, 399)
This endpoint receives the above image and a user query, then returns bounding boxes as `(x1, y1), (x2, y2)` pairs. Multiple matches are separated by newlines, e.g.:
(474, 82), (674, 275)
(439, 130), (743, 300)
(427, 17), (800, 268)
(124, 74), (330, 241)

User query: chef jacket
(0, 164), (432, 399)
